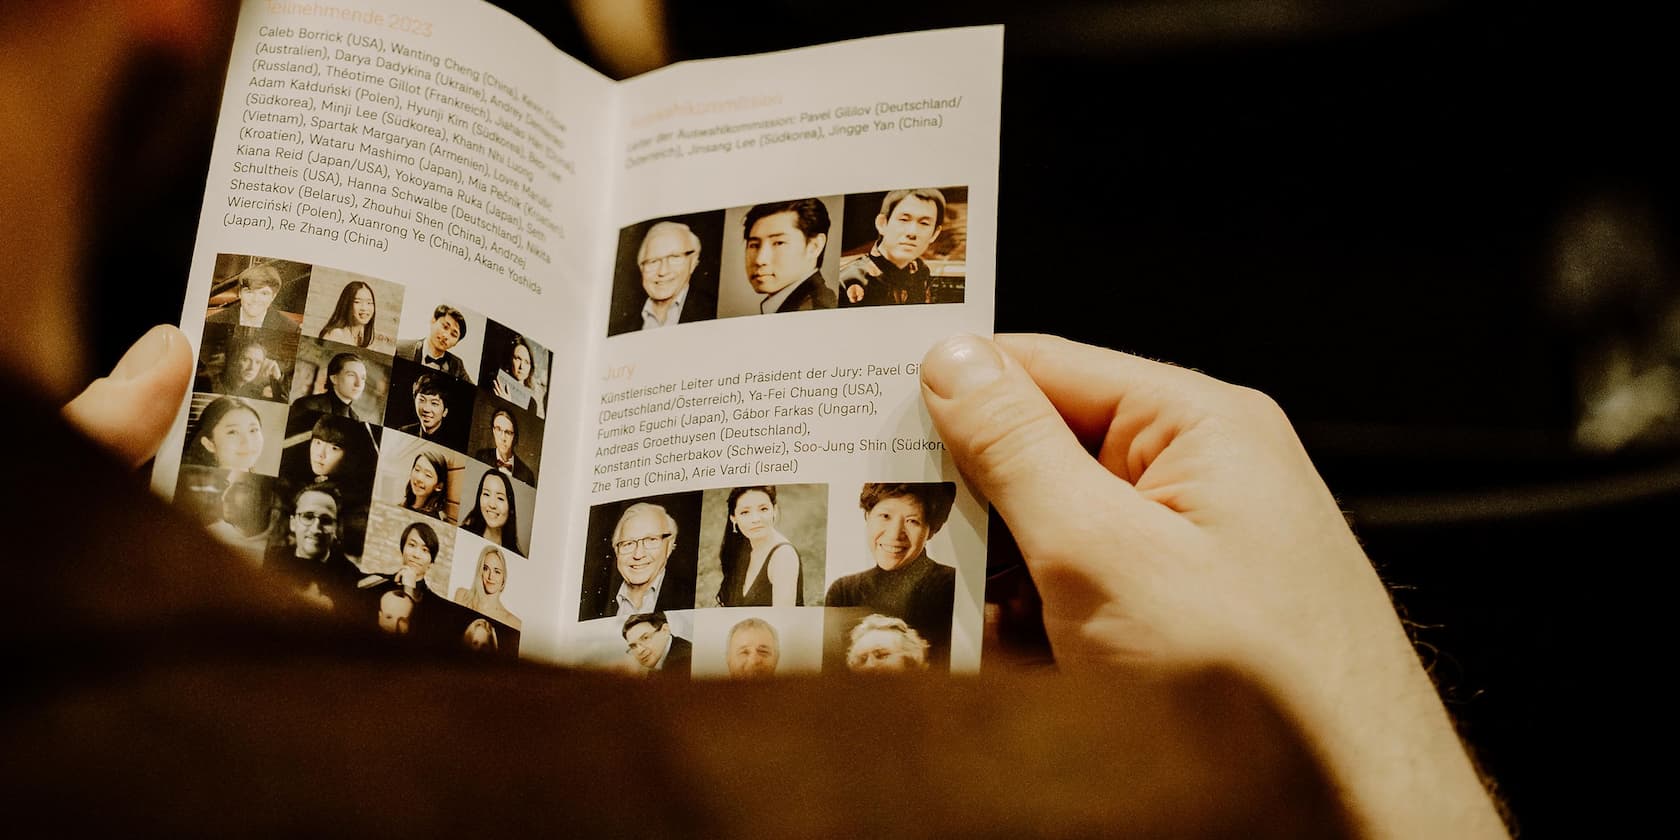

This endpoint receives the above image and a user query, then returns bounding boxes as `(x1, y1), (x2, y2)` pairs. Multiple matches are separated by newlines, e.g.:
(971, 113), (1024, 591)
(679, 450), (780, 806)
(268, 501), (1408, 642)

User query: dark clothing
(658, 635), (693, 677)
(227, 374), (288, 402)
(839, 250), (935, 306)
(719, 541), (803, 607)
(397, 420), (448, 445)
(207, 304), (298, 333)
(395, 338), (472, 383)
(609, 285), (718, 335)
(265, 543), (368, 612)
(474, 447), (536, 485)
(825, 552), (956, 659)
(294, 391), (365, 421)
(10, 384), (1350, 836)
(773, 271), (838, 312)
(607, 575), (693, 618)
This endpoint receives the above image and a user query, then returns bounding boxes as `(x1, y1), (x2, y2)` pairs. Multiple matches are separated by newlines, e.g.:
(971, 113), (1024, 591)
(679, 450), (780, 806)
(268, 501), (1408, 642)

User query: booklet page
(560, 27), (1002, 675)
(152, 0), (613, 660)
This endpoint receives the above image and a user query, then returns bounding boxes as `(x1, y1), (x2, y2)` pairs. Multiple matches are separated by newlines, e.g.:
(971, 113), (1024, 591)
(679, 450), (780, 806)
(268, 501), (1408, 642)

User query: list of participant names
(225, 24), (570, 293)
(590, 363), (944, 494)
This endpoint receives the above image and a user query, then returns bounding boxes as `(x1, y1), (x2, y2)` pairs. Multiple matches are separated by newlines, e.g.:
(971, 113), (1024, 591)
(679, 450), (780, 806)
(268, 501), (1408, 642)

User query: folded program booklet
(152, 0), (1001, 677)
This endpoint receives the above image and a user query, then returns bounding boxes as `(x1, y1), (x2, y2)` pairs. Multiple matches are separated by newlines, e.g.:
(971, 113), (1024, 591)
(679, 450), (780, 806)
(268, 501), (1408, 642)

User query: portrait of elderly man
(395, 304), (473, 383)
(639, 220), (717, 330)
(725, 617), (780, 680)
(839, 188), (947, 307)
(206, 263), (299, 333)
(622, 611), (691, 677)
(824, 482), (958, 664)
(741, 198), (837, 314)
(845, 613), (931, 673)
(580, 499), (698, 620)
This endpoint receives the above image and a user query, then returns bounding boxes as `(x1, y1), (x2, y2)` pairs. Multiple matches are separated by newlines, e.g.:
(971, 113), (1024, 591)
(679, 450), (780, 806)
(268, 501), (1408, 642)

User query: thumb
(920, 334), (1141, 560)
(63, 325), (194, 467)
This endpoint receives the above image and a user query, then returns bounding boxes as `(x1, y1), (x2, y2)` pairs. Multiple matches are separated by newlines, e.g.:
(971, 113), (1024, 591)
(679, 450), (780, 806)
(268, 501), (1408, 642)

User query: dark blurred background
(91, 2), (1673, 833)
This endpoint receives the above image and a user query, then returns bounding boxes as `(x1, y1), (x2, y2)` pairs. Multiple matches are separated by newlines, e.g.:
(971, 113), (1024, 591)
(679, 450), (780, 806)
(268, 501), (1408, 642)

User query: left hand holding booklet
(154, 0), (1001, 676)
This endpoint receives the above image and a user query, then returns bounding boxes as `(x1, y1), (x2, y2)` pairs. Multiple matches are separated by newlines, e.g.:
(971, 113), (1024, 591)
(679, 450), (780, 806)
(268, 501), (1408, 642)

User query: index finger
(996, 334), (1232, 446)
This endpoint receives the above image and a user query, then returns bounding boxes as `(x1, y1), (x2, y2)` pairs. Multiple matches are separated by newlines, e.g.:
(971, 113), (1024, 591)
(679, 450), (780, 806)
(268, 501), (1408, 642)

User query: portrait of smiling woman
(302, 267), (401, 353)
(454, 545), (521, 630)
(400, 449), (454, 523)
(318, 280), (377, 348)
(462, 469), (523, 556)
(182, 395), (270, 473)
(823, 482), (956, 664)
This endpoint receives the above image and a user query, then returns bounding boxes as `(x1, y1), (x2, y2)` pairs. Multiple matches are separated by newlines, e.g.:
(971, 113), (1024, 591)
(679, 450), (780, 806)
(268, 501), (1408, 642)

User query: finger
(994, 334), (1228, 443)
(62, 325), (193, 467)
(920, 334), (1147, 560)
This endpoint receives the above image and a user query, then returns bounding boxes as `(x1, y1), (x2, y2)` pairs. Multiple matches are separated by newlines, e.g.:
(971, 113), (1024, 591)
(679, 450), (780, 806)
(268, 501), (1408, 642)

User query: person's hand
(492, 378), (512, 400)
(920, 333), (1507, 839)
(395, 566), (420, 591)
(63, 325), (193, 467)
(845, 283), (865, 303)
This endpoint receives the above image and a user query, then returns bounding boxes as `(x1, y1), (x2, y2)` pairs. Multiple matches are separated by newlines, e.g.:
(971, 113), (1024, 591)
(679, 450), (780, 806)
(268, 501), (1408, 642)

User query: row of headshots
(606, 186), (968, 336)
(200, 253), (552, 418)
(192, 254), (549, 486)
(174, 461), (533, 658)
(576, 481), (960, 671)
(605, 606), (944, 680)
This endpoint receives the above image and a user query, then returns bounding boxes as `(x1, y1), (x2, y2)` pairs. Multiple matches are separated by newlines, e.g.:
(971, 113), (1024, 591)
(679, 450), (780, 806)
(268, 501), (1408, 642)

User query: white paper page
(559, 27), (1002, 675)
(151, 0), (613, 662)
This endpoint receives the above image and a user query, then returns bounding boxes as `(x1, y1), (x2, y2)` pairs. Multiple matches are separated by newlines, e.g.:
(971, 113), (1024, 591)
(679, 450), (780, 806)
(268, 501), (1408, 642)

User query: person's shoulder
(679, 285), (718, 322)
(839, 253), (883, 284)
(913, 555), (957, 593)
(810, 273), (838, 308)
(393, 339), (420, 359)
(824, 568), (870, 602)
(263, 308), (299, 332)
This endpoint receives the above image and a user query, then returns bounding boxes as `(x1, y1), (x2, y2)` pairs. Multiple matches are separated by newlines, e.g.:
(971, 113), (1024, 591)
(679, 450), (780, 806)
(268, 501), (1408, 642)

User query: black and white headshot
(607, 212), (724, 336)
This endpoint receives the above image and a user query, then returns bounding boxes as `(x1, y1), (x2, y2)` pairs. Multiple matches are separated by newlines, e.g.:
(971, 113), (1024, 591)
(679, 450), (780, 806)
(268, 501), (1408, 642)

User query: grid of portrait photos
(574, 481), (961, 679)
(175, 253), (554, 656)
(606, 187), (968, 336)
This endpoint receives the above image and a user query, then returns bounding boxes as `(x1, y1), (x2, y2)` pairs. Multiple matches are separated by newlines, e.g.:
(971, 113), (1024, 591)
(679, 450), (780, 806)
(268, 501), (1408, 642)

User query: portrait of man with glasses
(607, 214), (723, 336)
(579, 495), (700, 620)
(621, 611), (692, 677)
(266, 484), (365, 612)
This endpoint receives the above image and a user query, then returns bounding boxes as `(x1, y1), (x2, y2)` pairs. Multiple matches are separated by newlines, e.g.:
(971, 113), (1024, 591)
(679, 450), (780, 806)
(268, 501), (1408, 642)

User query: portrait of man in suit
(578, 493), (700, 621)
(395, 304), (472, 383)
(474, 408), (535, 485)
(622, 611), (691, 677)
(742, 198), (837, 314)
(609, 502), (682, 617)
(397, 371), (452, 443)
(293, 352), (368, 420)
